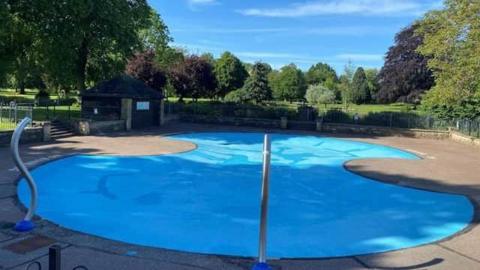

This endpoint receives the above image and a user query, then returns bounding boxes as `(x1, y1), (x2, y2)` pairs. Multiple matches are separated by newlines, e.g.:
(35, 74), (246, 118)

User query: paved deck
(1, 123), (479, 270)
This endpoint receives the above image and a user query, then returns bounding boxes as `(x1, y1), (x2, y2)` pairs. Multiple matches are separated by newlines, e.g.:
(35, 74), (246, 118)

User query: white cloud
(187, 0), (219, 10)
(172, 25), (397, 37)
(238, 0), (438, 18)
(188, 0), (217, 5)
(336, 53), (384, 62)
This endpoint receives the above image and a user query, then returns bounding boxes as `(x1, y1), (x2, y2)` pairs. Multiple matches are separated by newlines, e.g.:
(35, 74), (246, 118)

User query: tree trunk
(76, 38), (89, 92)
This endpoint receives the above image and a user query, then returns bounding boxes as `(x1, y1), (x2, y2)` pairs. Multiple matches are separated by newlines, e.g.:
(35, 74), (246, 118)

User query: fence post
(14, 104), (18, 123)
(477, 121), (480, 138)
(389, 112), (393, 128)
(49, 245), (61, 270)
(468, 120), (472, 136)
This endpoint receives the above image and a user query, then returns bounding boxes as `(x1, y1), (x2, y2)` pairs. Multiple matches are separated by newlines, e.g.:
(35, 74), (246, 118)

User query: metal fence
(0, 102), (33, 130)
(165, 102), (480, 138)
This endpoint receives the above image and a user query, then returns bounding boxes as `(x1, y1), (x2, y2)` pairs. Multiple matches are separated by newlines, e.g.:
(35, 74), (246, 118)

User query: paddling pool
(18, 132), (474, 258)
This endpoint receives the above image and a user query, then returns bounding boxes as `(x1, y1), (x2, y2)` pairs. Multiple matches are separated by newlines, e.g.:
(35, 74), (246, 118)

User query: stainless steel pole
(11, 117), (38, 232)
(253, 134), (272, 270)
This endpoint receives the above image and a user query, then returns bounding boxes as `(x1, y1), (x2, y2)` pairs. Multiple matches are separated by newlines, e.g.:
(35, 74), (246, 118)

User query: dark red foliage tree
(126, 50), (167, 92)
(168, 55), (216, 102)
(376, 24), (434, 104)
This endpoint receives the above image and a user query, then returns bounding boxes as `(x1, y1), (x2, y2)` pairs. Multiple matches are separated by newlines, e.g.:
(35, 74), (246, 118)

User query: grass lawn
(0, 88), (62, 103)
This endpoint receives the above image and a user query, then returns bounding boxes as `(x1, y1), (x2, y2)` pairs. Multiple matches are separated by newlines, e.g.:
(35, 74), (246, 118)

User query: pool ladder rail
(11, 117), (38, 232)
(252, 134), (272, 270)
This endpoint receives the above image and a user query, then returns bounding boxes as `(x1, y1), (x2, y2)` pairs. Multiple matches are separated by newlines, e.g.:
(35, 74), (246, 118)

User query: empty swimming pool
(18, 132), (474, 258)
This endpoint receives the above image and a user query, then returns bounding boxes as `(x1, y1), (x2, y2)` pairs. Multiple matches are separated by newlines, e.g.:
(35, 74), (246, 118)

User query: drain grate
(3, 236), (56, 254)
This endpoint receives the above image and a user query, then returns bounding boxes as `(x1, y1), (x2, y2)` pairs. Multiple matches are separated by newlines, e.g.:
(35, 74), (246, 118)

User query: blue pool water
(18, 132), (474, 258)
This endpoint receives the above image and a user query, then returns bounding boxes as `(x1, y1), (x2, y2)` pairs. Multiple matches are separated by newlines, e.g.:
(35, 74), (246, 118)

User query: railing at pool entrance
(252, 134), (272, 270)
(11, 117), (38, 232)
(25, 245), (89, 270)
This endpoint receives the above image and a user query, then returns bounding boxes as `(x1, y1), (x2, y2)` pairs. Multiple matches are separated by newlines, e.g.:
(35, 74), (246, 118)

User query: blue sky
(149, 0), (442, 73)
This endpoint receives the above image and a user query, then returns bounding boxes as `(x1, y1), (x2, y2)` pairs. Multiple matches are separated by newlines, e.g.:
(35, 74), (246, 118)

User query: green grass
(32, 105), (81, 121)
(0, 88), (62, 103)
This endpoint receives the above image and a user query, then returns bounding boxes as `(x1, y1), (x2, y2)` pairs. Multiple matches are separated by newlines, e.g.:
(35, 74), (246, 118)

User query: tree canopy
(417, 0), (480, 119)
(377, 24), (434, 104)
(305, 63), (338, 86)
(214, 52), (248, 98)
(270, 64), (307, 102)
(305, 84), (336, 109)
(243, 62), (272, 103)
(126, 50), (167, 93)
(351, 67), (371, 104)
(168, 55), (217, 102)
(7, 0), (160, 92)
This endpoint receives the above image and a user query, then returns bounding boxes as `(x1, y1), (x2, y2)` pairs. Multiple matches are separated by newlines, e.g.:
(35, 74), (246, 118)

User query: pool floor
(18, 132), (474, 258)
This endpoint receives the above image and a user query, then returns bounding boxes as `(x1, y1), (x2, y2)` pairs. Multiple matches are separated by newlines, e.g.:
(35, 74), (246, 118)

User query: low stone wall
(321, 123), (450, 139)
(179, 115), (283, 129)
(178, 114), (450, 140)
(72, 120), (126, 135)
(450, 131), (480, 147)
(0, 126), (47, 146)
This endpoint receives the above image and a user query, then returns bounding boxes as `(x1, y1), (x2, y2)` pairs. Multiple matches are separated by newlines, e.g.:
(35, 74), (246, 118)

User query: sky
(149, 0), (442, 73)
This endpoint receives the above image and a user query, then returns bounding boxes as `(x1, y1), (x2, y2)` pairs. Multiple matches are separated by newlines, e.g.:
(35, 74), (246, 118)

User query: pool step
(50, 121), (75, 140)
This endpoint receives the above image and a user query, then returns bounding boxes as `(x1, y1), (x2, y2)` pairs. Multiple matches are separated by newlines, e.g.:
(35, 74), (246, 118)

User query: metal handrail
(252, 134), (272, 270)
(11, 117), (38, 232)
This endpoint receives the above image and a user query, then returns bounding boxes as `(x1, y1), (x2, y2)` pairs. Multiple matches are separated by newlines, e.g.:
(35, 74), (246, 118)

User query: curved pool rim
(15, 131), (476, 259)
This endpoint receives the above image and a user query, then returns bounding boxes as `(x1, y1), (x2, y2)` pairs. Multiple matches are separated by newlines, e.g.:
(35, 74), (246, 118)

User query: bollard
(49, 245), (61, 270)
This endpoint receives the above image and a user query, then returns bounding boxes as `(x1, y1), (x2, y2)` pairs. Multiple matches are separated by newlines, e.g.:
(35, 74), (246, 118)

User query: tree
(339, 62), (355, 107)
(139, 10), (171, 53)
(214, 52), (248, 98)
(200, 53), (216, 66)
(365, 69), (379, 102)
(126, 50), (167, 92)
(168, 55), (216, 102)
(16, 0), (153, 91)
(305, 84), (336, 109)
(270, 64), (307, 102)
(417, 0), (480, 118)
(351, 67), (371, 104)
(377, 24), (434, 104)
(1, 2), (40, 94)
(305, 63), (338, 86)
(243, 62), (272, 103)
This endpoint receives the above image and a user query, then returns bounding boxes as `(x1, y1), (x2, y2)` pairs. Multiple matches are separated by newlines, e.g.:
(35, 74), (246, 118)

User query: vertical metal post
(14, 104), (18, 123)
(252, 134), (272, 270)
(11, 117), (38, 232)
(49, 245), (62, 270)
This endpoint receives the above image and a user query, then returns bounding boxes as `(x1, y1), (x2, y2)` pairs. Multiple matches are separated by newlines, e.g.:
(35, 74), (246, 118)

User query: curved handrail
(11, 117), (38, 232)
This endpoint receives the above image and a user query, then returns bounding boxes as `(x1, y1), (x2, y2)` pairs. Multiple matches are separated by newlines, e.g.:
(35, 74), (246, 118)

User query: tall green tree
(1, 2), (40, 94)
(339, 62), (355, 107)
(243, 62), (272, 103)
(270, 64), (307, 102)
(377, 24), (433, 104)
(139, 11), (171, 53)
(351, 67), (371, 104)
(417, 0), (480, 118)
(214, 52), (248, 98)
(365, 68), (379, 102)
(16, 0), (152, 92)
(305, 63), (338, 86)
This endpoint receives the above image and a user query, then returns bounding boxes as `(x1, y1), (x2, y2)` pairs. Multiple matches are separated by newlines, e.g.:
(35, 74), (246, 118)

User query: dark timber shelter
(81, 75), (164, 130)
